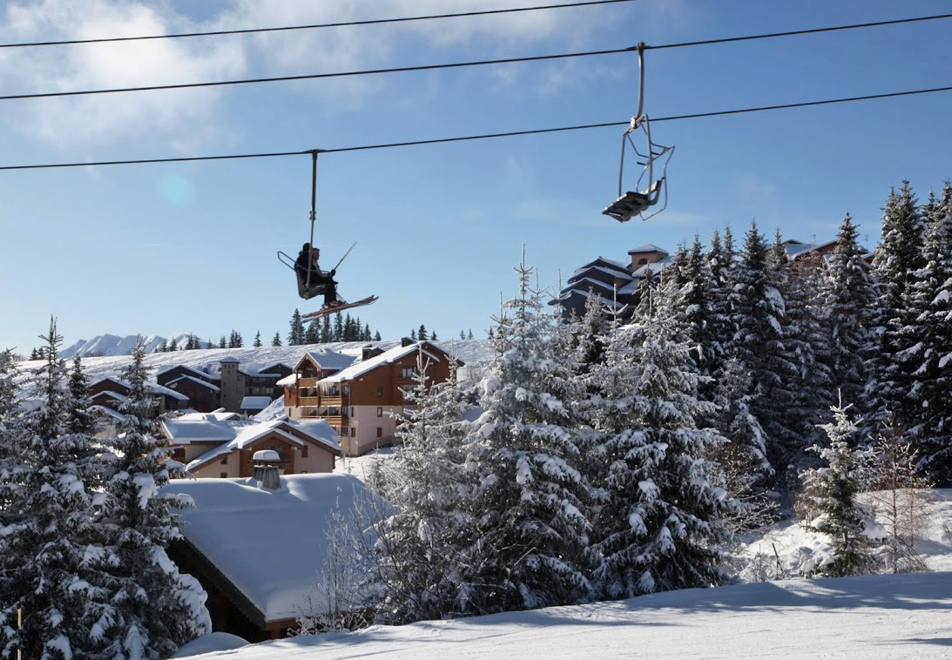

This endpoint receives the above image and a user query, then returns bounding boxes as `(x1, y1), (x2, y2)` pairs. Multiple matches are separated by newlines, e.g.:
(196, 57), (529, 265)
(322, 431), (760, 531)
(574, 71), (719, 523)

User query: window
(351, 427), (356, 438)
(377, 386), (383, 397)
(401, 366), (416, 379)
(339, 427), (348, 437)
(377, 407), (383, 417)
(220, 455), (228, 465)
(302, 445), (308, 458)
(638, 258), (648, 265)
(376, 427), (382, 438)
(350, 407), (354, 417)
(220, 472), (227, 478)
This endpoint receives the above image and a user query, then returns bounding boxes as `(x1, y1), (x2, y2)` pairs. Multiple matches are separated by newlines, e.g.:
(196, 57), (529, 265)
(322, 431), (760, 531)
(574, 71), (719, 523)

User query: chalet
(87, 376), (189, 417)
(160, 414), (341, 478)
(163, 472), (372, 641)
(280, 341), (462, 456)
(157, 359), (292, 414)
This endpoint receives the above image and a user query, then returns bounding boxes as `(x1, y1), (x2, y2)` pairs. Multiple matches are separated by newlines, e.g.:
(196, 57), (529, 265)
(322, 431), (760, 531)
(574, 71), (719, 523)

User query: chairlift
(602, 43), (674, 223)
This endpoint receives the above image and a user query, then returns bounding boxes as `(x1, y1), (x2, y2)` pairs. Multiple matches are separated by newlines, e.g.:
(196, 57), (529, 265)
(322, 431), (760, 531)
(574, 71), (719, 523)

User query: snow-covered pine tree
(305, 319), (319, 344)
(820, 213), (877, 413)
(799, 402), (878, 577)
(677, 235), (719, 377)
(288, 309), (305, 345)
(93, 339), (210, 657)
(0, 319), (106, 658)
(370, 350), (476, 623)
(462, 257), (592, 613)
(728, 223), (792, 482)
(586, 310), (734, 599)
(271, 331), (282, 347)
(904, 184), (952, 484)
(66, 354), (97, 436)
(868, 181), (925, 430)
(773, 232), (832, 461)
(253, 331), (262, 348)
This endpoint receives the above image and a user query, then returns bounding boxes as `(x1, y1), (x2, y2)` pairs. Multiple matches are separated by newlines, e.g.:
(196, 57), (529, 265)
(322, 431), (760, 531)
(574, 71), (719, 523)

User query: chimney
(401, 337), (414, 347)
(252, 449), (282, 490)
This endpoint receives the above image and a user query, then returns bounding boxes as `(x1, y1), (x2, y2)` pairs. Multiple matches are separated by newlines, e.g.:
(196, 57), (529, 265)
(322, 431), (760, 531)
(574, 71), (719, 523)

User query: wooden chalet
(281, 340), (462, 456)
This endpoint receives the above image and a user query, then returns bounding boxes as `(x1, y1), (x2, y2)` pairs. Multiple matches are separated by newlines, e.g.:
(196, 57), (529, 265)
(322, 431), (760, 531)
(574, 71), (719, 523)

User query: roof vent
(252, 450), (282, 490)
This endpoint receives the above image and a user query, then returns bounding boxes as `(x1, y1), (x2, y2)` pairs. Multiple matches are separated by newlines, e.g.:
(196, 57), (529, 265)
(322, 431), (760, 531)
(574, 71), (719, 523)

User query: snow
(240, 396), (272, 410)
(162, 417), (236, 445)
(629, 243), (668, 254)
(167, 375), (221, 392)
(183, 572), (952, 659)
(162, 474), (372, 623)
(171, 632), (250, 658)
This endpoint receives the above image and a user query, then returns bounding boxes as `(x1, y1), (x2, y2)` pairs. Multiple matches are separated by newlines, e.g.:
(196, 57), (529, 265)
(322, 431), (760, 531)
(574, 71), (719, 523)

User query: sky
(1, 0), (950, 354)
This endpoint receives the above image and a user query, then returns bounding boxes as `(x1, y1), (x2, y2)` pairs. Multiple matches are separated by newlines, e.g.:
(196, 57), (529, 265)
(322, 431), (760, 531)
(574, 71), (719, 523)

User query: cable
(3, 12), (950, 103)
(2, 84), (949, 171)
(0, 47), (636, 102)
(647, 13), (952, 50)
(0, 0), (638, 49)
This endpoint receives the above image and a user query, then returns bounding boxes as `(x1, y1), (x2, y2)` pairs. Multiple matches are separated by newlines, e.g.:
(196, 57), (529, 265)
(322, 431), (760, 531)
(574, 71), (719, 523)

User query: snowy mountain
(61, 332), (210, 358)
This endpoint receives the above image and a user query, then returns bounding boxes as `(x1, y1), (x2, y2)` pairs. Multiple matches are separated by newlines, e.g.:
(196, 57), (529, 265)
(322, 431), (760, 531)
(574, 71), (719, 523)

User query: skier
(294, 242), (340, 309)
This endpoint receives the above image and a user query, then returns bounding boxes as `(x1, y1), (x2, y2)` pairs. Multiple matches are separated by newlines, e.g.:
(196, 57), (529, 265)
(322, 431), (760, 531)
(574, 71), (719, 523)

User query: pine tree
(167, 337), (178, 352)
(271, 331), (283, 347)
(66, 354), (97, 436)
(321, 317), (333, 343)
(820, 213), (877, 412)
(374, 331), (382, 342)
(305, 320), (319, 344)
(461, 258), (592, 613)
(158, 339), (168, 353)
(410, 329), (417, 341)
(868, 181), (925, 430)
(218, 335), (227, 349)
(418, 325), (428, 341)
(94, 339), (211, 655)
(370, 354), (475, 623)
(0, 348), (19, 464)
(288, 309), (305, 346)
(228, 330), (243, 348)
(364, 323), (372, 341)
(333, 313), (344, 342)
(253, 331), (263, 348)
(904, 184), (952, 484)
(584, 312), (735, 599)
(799, 402), (878, 577)
(0, 319), (105, 658)
(728, 223), (793, 480)
(460, 330), (466, 340)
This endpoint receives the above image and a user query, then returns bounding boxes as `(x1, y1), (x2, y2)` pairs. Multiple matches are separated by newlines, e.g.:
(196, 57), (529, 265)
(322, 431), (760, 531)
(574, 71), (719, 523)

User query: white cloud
(0, 0), (244, 149)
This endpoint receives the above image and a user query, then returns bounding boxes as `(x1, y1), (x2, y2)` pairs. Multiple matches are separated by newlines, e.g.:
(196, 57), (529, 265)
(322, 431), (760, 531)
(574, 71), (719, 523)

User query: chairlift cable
(0, 0), (640, 49)
(2, 12), (952, 103)
(645, 13), (952, 51)
(1, 84), (951, 171)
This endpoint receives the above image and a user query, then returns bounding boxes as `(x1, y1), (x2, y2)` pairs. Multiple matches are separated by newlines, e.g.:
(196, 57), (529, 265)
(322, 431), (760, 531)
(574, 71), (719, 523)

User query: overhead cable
(2, 12), (950, 103)
(0, 0), (638, 49)
(2, 84), (950, 171)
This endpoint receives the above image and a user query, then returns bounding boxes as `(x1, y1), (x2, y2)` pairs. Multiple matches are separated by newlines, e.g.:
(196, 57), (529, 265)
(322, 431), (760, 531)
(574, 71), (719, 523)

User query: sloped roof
(167, 375), (221, 392)
(162, 474), (371, 623)
(319, 342), (444, 384)
(628, 243), (668, 254)
(240, 396), (272, 410)
(184, 418), (341, 472)
(161, 417), (236, 445)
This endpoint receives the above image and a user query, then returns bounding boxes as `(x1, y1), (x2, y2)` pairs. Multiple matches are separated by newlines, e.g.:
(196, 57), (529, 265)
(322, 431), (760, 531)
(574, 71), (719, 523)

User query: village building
(157, 359), (292, 414)
(280, 340), (462, 456)
(159, 413), (341, 478)
(88, 375), (189, 418)
(163, 472), (373, 641)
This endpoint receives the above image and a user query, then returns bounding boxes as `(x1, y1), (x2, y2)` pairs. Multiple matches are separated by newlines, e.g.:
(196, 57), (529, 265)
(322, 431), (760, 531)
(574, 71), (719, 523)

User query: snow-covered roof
(176, 410), (239, 422)
(628, 243), (668, 254)
(161, 417), (237, 445)
(166, 375), (221, 392)
(568, 265), (634, 283)
(564, 277), (620, 293)
(185, 418), (342, 472)
(92, 390), (129, 405)
(241, 396), (272, 410)
(275, 373), (297, 387)
(89, 404), (126, 422)
(320, 343), (443, 384)
(304, 347), (359, 372)
(561, 288), (627, 308)
(219, 357), (240, 364)
(157, 364), (214, 380)
(162, 474), (372, 622)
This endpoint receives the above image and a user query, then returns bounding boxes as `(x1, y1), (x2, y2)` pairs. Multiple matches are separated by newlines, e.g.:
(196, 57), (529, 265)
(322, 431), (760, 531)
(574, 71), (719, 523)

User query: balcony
(295, 377), (322, 388)
(297, 396), (320, 407)
(320, 394), (349, 407)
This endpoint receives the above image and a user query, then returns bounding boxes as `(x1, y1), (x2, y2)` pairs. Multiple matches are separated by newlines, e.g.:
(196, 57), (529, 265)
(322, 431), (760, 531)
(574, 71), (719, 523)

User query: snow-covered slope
(20, 339), (493, 387)
(186, 571), (952, 659)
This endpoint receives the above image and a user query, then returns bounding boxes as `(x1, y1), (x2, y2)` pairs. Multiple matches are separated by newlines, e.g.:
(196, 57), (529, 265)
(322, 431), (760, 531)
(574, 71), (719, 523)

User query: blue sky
(1, 0), (950, 354)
